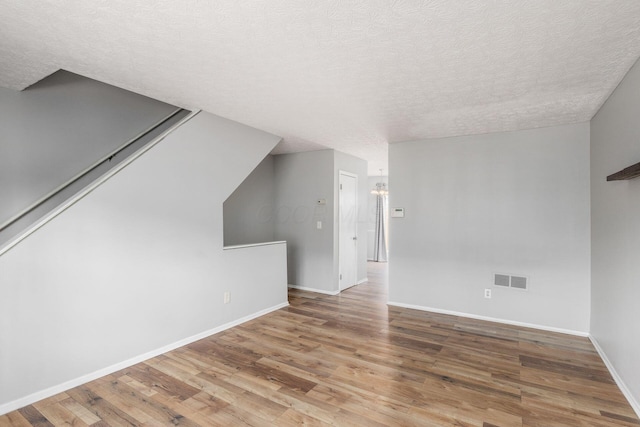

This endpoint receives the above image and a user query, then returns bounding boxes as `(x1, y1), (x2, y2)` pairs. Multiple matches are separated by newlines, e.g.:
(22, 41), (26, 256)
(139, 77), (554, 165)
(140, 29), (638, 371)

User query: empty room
(1, 1), (640, 426)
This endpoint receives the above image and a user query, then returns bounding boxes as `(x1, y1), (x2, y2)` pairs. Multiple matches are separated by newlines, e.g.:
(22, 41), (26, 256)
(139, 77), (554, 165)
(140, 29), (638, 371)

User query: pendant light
(371, 169), (388, 196)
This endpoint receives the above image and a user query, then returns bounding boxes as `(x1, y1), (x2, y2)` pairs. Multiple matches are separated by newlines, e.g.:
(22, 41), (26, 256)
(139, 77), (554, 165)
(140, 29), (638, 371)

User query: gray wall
(274, 150), (335, 292)
(591, 57), (640, 409)
(274, 149), (368, 293)
(223, 155), (276, 246)
(334, 150), (369, 285)
(0, 111), (287, 411)
(0, 70), (178, 227)
(389, 122), (591, 333)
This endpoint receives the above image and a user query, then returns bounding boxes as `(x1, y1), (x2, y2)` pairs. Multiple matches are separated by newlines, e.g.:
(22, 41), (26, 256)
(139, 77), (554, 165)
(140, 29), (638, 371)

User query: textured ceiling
(2, 1), (640, 174)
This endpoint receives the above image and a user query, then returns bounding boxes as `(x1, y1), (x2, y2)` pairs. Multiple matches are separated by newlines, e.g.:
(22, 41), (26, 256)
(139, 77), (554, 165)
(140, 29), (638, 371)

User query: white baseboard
(287, 284), (340, 295)
(387, 301), (589, 337)
(357, 278), (368, 285)
(589, 335), (640, 419)
(0, 301), (289, 416)
(340, 282), (357, 291)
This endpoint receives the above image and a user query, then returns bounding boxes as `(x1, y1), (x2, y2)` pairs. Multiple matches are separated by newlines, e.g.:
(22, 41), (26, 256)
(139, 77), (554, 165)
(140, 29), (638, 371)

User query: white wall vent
(494, 273), (528, 290)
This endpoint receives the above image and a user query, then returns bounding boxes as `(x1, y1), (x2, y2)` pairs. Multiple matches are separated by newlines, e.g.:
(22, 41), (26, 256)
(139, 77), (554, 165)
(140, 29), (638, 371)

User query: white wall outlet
(224, 291), (230, 304)
(317, 221), (322, 229)
(484, 289), (492, 299)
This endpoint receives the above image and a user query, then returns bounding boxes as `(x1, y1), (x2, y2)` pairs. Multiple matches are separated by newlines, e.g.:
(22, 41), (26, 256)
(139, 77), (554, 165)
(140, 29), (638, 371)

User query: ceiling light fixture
(371, 169), (389, 196)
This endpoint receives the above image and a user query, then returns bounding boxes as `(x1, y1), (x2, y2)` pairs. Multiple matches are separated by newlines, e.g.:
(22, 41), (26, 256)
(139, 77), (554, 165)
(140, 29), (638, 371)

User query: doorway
(339, 171), (358, 291)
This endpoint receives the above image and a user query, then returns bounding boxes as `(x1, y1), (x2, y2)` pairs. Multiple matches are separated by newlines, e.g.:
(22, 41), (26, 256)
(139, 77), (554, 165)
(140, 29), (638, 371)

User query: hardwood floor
(1, 262), (638, 426)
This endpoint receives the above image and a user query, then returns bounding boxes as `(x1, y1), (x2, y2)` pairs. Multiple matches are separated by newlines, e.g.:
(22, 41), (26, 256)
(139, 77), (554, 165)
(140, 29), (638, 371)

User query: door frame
(338, 170), (358, 291)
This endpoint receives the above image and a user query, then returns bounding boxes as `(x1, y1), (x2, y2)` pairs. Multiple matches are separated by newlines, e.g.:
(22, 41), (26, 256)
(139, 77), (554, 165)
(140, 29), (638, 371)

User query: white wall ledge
(223, 240), (286, 250)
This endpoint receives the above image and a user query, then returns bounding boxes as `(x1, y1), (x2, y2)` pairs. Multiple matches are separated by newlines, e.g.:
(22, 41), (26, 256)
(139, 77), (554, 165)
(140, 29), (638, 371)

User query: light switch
(317, 221), (322, 229)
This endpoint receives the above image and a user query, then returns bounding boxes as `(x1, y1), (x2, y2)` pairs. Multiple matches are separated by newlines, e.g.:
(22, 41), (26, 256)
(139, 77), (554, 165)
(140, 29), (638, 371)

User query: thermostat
(391, 207), (405, 218)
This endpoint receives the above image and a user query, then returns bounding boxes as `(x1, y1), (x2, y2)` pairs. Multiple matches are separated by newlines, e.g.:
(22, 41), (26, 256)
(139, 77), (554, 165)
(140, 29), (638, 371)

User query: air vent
(494, 273), (528, 290)
(494, 274), (510, 287)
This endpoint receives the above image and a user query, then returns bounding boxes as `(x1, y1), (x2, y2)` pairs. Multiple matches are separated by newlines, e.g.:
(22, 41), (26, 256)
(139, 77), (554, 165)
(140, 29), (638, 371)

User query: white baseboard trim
(589, 335), (640, 419)
(288, 285), (340, 296)
(0, 301), (289, 416)
(357, 278), (368, 285)
(340, 282), (357, 291)
(387, 301), (589, 337)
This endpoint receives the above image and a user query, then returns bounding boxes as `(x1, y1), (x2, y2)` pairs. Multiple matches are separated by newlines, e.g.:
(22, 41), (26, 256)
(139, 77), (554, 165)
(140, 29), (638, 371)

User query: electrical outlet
(224, 291), (230, 304)
(484, 289), (492, 299)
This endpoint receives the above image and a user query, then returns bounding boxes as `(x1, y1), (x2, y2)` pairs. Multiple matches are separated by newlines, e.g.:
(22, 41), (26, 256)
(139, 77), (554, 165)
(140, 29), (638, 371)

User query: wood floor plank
(34, 402), (90, 427)
(0, 412), (34, 427)
(2, 262), (638, 426)
(600, 410), (640, 425)
(276, 408), (334, 427)
(121, 364), (200, 401)
(15, 407), (53, 427)
(64, 387), (141, 427)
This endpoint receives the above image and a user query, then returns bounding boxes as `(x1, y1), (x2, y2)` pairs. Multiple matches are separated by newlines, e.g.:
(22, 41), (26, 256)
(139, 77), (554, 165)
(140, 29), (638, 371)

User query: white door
(339, 172), (358, 291)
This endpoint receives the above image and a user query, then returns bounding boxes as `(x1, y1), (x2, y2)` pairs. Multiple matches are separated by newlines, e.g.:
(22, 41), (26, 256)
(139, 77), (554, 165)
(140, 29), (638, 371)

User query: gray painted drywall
(273, 149), (368, 292)
(0, 70), (178, 226)
(274, 150), (335, 291)
(0, 111), (286, 410)
(334, 150), (368, 285)
(223, 155), (276, 246)
(389, 122), (591, 333)
(367, 175), (388, 261)
(591, 57), (640, 407)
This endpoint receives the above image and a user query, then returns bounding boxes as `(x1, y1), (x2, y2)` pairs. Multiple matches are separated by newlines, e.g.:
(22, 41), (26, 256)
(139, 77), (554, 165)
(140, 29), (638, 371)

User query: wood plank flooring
(1, 262), (638, 426)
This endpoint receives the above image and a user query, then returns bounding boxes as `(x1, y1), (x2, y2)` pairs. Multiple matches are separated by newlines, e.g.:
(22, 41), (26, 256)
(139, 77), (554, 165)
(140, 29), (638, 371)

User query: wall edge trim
(0, 300), (289, 416)
(386, 301), (589, 337)
(589, 335), (640, 418)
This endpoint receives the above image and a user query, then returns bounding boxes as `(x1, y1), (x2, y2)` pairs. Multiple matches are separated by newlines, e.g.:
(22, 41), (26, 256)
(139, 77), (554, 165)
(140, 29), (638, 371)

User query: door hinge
(340, 274), (342, 280)
(340, 184), (342, 190)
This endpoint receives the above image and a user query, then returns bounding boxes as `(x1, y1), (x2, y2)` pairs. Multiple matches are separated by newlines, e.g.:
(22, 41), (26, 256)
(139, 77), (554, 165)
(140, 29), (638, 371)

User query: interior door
(339, 172), (358, 291)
